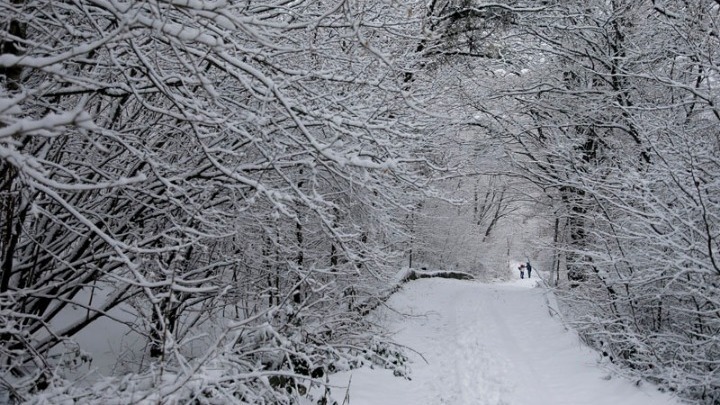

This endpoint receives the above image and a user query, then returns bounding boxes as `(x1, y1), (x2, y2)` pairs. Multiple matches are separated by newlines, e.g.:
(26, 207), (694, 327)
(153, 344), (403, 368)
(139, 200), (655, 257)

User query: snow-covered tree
(488, 1), (720, 401)
(0, 0), (437, 402)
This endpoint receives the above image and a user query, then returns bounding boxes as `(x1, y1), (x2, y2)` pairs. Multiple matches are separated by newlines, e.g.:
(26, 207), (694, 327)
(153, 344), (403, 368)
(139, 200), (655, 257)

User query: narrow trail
(329, 277), (680, 405)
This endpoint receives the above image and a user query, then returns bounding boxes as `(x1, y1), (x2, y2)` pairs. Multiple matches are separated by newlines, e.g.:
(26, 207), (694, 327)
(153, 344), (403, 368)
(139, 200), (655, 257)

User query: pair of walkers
(518, 262), (532, 279)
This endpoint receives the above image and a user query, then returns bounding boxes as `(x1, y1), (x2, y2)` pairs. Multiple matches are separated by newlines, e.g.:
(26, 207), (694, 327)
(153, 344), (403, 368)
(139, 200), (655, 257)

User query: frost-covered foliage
(484, 1), (720, 402)
(0, 0), (435, 402)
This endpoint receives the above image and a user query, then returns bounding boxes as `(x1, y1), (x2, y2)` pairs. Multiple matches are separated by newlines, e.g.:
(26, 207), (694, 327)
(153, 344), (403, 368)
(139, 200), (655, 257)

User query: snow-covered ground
(327, 275), (680, 405)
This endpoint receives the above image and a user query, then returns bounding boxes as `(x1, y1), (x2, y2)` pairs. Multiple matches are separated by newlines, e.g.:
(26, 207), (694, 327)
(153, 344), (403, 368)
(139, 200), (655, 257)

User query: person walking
(518, 263), (525, 279)
(526, 261), (532, 278)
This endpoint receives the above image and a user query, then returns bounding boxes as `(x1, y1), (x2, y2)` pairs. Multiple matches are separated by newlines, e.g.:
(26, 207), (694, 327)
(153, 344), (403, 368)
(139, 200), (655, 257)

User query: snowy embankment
(326, 277), (680, 405)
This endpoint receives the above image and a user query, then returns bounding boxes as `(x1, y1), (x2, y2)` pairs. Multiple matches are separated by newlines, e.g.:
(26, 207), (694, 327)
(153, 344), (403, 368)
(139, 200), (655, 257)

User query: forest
(0, 0), (718, 403)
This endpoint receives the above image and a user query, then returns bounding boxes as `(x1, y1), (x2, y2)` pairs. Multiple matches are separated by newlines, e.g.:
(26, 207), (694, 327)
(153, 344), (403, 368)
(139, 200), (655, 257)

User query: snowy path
(329, 277), (679, 405)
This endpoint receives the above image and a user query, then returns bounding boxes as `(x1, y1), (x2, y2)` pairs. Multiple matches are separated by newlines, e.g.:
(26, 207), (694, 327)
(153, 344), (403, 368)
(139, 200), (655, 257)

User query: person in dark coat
(526, 261), (532, 278)
(518, 264), (525, 279)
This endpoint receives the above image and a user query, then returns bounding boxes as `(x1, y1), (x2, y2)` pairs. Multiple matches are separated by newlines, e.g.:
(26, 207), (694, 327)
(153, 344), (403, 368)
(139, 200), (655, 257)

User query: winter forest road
(328, 277), (680, 405)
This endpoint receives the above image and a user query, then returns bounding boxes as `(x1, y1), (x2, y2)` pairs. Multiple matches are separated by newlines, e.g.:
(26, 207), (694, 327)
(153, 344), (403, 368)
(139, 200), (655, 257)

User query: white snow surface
(327, 276), (680, 405)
